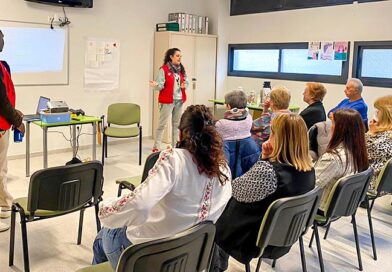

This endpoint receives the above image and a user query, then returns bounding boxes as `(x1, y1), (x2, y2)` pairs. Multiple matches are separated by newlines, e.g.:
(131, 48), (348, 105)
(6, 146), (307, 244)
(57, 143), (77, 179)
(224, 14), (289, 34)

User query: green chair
(363, 158), (392, 261)
(244, 187), (323, 272)
(102, 103), (142, 166)
(76, 221), (216, 272)
(116, 151), (161, 196)
(309, 168), (373, 272)
(8, 161), (104, 272)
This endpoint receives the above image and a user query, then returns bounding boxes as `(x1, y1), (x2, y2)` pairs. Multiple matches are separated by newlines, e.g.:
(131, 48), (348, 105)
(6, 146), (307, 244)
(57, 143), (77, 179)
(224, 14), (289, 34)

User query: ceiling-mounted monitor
(25, 0), (93, 8)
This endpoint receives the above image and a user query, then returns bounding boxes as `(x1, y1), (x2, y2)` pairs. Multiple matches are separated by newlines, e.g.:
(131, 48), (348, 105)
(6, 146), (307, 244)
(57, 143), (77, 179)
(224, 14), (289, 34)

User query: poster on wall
(84, 38), (120, 91)
(320, 41), (334, 60)
(333, 41), (348, 61)
(308, 42), (321, 60)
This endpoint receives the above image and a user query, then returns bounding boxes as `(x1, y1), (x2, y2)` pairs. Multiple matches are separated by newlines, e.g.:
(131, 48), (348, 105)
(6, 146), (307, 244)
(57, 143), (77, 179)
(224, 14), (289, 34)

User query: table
(208, 99), (300, 113)
(25, 115), (101, 177)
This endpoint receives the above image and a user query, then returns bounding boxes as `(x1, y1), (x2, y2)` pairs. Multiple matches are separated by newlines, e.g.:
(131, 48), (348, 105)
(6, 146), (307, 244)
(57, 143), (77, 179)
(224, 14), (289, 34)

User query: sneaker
(152, 147), (159, 153)
(0, 210), (11, 219)
(0, 221), (10, 232)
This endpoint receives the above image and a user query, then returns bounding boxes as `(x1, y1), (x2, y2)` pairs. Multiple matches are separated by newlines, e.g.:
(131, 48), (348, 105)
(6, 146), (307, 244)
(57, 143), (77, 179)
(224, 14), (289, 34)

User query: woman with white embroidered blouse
(92, 105), (232, 270)
(365, 95), (392, 194)
(315, 109), (369, 211)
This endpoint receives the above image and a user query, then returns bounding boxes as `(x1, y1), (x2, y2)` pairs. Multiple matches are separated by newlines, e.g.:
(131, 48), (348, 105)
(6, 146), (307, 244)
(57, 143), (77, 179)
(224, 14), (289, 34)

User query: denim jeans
(153, 100), (183, 149)
(92, 227), (132, 270)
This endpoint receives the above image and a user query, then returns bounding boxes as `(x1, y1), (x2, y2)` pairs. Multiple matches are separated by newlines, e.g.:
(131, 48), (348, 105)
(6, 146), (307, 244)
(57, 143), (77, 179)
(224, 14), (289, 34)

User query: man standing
(0, 29), (25, 232)
(328, 78), (368, 126)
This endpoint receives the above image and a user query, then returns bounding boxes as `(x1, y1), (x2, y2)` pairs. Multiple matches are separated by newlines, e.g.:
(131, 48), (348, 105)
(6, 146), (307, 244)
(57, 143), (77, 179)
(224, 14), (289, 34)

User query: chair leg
(313, 223), (325, 272)
(299, 236), (307, 272)
(105, 135), (108, 158)
(272, 259), (276, 267)
(352, 215), (363, 271)
(323, 223), (331, 240)
(101, 135), (105, 165)
(77, 209), (85, 245)
(117, 184), (123, 197)
(309, 227), (315, 248)
(20, 216), (30, 272)
(365, 197), (377, 260)
(95, 203), (101, 232)
(255, 258), (262, 272)
(8, 207), (16, 266)
(245, 263), (251, 272)
(139, 127), (142, 165)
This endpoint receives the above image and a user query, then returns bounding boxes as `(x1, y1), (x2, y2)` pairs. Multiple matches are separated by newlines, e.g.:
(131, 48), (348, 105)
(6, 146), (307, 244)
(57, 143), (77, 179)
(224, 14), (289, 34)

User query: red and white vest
(158, 64), (186, 104)
(0, 62), (16, 130)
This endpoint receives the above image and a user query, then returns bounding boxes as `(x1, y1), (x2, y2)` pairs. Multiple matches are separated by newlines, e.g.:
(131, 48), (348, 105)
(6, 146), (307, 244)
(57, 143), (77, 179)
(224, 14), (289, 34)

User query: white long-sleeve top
(99, 148), (232, 244)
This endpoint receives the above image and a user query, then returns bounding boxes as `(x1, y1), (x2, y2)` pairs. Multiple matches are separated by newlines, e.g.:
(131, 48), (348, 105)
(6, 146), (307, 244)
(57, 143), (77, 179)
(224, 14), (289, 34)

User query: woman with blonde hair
(251, 86), (291, 147)
(212, 113), (315, 271)
(366, 95), (392, 194)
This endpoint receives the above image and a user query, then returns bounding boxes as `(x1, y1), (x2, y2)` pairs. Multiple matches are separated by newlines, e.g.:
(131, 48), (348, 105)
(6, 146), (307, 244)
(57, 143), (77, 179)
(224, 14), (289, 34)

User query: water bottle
(14, 128), (24, 143)
(262, 81), (272, 103)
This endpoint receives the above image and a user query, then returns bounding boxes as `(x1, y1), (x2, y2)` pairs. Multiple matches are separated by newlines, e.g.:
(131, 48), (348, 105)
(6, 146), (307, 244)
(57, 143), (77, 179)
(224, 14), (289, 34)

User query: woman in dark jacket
(300, 82), (327, 129)
(213, 113), (315, 271)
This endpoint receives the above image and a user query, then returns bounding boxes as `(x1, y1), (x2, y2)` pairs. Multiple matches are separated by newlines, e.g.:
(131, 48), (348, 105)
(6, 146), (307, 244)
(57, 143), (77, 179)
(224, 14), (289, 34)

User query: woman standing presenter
(150, 48), (188, 152)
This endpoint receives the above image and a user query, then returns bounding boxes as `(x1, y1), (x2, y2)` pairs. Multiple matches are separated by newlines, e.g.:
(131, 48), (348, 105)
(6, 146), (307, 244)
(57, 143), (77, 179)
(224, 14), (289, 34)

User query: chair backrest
(324, 167), (373, 218)
(27, 161), (104, 214)
(308, 121), (332, 161)
(375, 158), (392, 194)
(116, 221), (216, 272)
(255, 187), (323, 255)
(107, 103), (140, 126)
(141, 151), (161, 182)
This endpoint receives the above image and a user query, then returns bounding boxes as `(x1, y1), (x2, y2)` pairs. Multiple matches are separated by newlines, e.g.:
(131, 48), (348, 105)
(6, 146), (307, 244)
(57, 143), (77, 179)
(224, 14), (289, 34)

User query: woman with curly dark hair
(92, 105), (232, 270)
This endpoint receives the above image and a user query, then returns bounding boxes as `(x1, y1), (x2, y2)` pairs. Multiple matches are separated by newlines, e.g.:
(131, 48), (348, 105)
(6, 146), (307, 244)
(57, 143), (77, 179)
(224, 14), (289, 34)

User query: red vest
(158, 64), (186, 104)
(0, 62), (16, 130)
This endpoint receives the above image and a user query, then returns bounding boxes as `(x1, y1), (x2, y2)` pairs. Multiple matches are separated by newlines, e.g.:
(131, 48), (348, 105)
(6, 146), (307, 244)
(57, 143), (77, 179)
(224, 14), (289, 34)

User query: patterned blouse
(365, 130), (392, 193)
(232, 160), (277, 203)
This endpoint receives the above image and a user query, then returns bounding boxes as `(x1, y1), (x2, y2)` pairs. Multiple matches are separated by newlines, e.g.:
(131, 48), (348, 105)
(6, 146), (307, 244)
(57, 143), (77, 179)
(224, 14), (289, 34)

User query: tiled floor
(0, 138), (391, 272)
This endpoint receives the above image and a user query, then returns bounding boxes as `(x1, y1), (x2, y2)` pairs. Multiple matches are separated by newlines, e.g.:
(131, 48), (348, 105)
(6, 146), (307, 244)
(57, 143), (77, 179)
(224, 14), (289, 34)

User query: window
(352, 41), (392, 88)
(228, 43), (349, 84)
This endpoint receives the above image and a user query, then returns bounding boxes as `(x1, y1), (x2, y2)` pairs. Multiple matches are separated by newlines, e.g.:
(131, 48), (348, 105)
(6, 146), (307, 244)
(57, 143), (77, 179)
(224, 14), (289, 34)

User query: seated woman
(215, 89), (252, 140)
(365, 95), (392, 194)
(300, 82), (327, 129)
(92, 105), (232, 270)
(251, 86), (291, 147)
(215, 90), (260, 178)
(315, 109), (369, 211)
(213, 113), (315, 270)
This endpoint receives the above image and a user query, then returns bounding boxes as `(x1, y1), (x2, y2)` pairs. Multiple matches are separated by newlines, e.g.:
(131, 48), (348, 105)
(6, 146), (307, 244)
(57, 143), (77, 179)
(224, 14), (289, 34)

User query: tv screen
(25, 0), (93, 8)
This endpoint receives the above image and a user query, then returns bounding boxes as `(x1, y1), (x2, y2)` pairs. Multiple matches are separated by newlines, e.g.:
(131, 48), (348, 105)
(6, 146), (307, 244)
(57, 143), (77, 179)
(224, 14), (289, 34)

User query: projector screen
(0, 20), (68, 86)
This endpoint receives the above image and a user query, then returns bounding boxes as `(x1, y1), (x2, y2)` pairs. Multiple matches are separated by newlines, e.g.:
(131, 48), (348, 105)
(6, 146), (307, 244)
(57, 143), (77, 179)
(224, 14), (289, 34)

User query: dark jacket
(300, 101), (326, 130)
(224, 137), (260, 179)
(215, 162), (315, 264)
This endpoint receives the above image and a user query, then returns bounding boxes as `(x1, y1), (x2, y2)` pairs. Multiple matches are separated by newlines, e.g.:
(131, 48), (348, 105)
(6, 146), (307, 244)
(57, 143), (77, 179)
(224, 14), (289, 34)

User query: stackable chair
(116, 151), (161, 196)
(363, 158), (392, 260)
(309, 168), (373, 272)
(102, 103), (142, 165)
(76, 221), (216, 272)
(9, 161), (104, 272)
(244, 187), (323, 272)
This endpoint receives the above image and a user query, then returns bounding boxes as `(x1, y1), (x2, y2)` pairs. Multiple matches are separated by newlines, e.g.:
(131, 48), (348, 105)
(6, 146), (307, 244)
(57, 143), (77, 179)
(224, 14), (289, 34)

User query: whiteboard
(0, 20), (69, 86)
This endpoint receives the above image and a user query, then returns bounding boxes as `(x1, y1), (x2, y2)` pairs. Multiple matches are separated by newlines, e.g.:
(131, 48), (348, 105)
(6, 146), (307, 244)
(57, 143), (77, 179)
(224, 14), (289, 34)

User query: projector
(47, 101), (69, 113)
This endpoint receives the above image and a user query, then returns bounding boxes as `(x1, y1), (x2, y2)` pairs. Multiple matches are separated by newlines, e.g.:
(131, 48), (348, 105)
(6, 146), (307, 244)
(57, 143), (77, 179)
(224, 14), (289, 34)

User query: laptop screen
(36, 96), (50, 114)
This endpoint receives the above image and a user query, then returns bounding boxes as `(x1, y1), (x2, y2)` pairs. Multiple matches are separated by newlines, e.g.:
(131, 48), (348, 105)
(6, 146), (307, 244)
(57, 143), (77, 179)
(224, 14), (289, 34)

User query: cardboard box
(40, 112), (71, 124)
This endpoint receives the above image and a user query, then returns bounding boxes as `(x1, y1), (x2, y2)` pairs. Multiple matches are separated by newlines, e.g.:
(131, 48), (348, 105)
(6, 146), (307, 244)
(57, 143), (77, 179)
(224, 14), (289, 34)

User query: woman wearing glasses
(150, 48), (188, 152)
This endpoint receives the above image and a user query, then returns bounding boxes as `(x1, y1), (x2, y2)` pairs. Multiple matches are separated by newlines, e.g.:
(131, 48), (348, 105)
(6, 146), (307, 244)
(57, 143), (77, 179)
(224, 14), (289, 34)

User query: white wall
(215, 0), (392, 120)
(0, 0), (213, 156)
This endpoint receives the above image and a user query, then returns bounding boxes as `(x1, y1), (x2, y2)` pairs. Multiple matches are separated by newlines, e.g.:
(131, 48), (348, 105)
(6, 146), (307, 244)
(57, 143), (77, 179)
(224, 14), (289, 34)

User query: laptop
(23, 96), (50, 121)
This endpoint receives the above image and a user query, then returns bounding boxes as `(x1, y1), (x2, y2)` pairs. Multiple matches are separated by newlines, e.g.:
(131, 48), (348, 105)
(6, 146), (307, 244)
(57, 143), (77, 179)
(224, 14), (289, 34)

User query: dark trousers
(210, 244), (229, 272)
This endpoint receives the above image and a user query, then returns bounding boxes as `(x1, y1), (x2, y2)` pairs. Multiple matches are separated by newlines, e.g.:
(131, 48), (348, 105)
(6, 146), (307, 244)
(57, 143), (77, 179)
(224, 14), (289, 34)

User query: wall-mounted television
(25, 0), (93, 8)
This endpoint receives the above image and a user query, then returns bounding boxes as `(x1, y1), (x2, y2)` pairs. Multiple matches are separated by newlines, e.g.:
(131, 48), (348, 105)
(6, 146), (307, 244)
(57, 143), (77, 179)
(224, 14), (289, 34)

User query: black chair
(309, 168), (373, 272)
(244, 187), (323, 272)
(76, 221), (216, 272)
(9, 161), (104, 272)
(116, 151), (161, 196)
(102, 103), (142, 166)
(364, 158), (392, 260)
